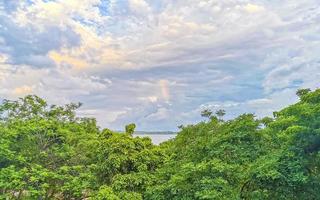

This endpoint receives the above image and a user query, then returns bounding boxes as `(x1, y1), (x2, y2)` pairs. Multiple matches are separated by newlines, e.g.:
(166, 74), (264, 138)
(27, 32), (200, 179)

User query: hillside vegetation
(1, 89), (320, 199)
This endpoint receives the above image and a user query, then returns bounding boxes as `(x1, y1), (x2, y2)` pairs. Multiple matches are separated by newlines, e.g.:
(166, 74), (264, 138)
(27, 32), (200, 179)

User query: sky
(0, 0), (319, 131)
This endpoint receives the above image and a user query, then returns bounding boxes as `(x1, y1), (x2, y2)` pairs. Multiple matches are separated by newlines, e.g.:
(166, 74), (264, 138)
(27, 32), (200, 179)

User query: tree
(2, 89), (320, 199)
(215, 109), (226, 120)
(201, 109), (213, 119)
(296, 88), (311, 99)
(147, 89), (320, 200)
(0, 96), (165, 199)
(125, 123), (136, 136)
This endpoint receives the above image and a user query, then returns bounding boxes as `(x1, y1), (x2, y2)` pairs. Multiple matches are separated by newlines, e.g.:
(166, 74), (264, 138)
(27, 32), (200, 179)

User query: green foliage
(0, 96), (163, 199)
(147, 89), (320, 200)
(215, 109), (226, 119)
(201, 109), (213, 119)
(1, 89), (320, 199)
(90, 186), (119, 200)
(296, 88), (311, 99)
(125, 123), (136, 136)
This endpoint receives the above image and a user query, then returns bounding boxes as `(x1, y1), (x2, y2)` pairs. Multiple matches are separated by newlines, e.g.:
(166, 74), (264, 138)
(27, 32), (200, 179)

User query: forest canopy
(1, 89), (320, 199)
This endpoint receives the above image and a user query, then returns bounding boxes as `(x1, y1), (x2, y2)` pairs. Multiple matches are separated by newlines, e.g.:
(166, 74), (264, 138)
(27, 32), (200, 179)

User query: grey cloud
(1, 0), (320, 131)
(0, 13), (80, 68)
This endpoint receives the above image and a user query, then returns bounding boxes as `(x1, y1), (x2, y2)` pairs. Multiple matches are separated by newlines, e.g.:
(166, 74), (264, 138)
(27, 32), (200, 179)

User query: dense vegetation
(1, 89), (320, 199)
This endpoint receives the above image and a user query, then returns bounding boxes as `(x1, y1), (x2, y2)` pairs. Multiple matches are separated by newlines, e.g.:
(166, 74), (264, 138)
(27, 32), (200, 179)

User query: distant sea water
(133, 131), (177, 145)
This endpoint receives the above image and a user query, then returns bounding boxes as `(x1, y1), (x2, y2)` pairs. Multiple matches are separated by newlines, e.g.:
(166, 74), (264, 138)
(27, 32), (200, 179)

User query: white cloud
(6, 0), (282, 72)
(1, 0), (320, 130)
(12, 85), (34, 96)
(128, 0), (151, 15)
(244, 4), (265, 13)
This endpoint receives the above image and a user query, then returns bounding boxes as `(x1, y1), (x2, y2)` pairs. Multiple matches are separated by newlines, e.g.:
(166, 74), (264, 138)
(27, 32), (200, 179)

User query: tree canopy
(1, 89), (320, 199)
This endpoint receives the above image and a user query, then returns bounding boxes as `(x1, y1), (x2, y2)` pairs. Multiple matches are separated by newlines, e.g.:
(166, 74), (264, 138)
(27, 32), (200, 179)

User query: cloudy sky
(0, 0), (319, 131)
